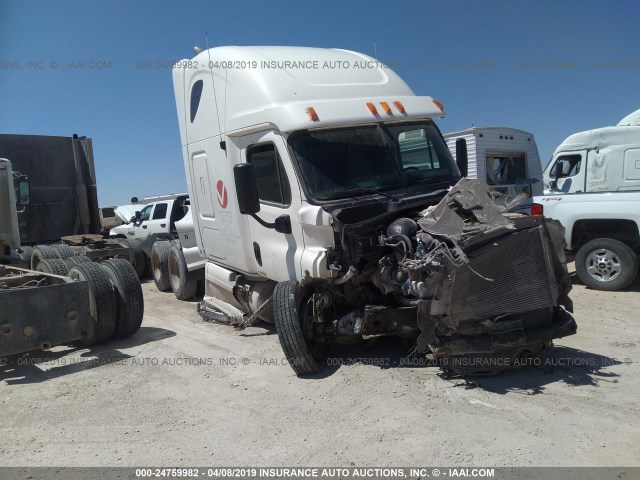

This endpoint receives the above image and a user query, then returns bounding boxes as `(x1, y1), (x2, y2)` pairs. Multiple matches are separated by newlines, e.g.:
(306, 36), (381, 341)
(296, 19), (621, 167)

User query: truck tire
(151, 241), (172, 292)
(31, 245), (58, 270)
(51, 243), (73, 259)
(64, 255), (92, 268)
(100, 258), (144, 338)
(128, 239), (147, 278)
(168, 244), (198, 300)
(68, 262), (117, 344)
(35, 258), (69, 276)
(273, 281), (326, 376)
(17, 246), (33, 264)
(575, 238), (639, 291)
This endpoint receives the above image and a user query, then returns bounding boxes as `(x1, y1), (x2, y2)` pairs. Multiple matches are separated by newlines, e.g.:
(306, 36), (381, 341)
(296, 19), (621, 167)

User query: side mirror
(135, 210), (141, 220)
(233, 164), (292, 235)
(553, 162), (564, 179)
(233, 164), (260, 215)
(455, 138), (468, 177)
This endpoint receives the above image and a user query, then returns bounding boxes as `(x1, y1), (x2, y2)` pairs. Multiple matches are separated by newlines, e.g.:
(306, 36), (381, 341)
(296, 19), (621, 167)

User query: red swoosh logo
(216, 180), (228, 209)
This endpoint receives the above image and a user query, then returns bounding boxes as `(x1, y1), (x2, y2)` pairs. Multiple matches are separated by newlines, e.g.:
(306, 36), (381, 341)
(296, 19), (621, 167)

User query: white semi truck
(532, 109), (640, 291)
(172, 46), (576, 376)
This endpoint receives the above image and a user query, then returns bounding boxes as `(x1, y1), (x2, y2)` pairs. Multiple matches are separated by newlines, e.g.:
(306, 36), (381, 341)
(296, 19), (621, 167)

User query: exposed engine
(317, 179), (577, 375)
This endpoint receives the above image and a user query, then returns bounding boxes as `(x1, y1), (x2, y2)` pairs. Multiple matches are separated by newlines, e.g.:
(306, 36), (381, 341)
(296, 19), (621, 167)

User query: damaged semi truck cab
(172, 46), (576, 375)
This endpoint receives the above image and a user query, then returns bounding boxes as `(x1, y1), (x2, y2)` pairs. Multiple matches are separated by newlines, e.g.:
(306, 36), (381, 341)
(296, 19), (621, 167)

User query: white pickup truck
(532, 109), (640, 291)
(110, 195), (205, 300)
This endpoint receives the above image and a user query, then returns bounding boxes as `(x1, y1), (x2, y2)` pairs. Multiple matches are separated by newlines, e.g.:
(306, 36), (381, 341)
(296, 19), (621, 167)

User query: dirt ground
(1, 264), (639, 468)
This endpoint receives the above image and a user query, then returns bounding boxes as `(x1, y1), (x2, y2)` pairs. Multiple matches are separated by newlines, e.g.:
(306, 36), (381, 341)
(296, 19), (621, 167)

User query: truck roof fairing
(172, 46), (444, 144)
(553, 126), (640, 153)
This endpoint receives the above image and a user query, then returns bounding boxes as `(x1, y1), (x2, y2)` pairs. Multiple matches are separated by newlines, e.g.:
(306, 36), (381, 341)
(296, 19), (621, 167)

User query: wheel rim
(585, 248), (622, 282)
(169, 255), (180, 290)
(152, 254), (162, 282)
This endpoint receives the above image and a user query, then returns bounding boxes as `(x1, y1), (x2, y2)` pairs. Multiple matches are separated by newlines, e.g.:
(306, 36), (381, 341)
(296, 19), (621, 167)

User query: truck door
(238, 130), (304, 282)
(546, 151), (587, 193)
(125, 204), (153, 238)
(145, 201), (170, 235)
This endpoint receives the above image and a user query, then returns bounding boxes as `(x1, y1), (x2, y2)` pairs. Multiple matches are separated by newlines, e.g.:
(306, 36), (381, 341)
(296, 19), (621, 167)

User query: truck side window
(138, 204), (152, 222)
(190, 80), (204, 123)
(551, 154), (582, 178)
(152, 202), (168, 220)
(247, 143), (291, 206)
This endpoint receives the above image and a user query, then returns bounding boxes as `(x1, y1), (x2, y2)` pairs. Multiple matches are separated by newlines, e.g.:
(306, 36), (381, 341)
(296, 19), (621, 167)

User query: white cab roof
(555, 126), (640, 153)
(617, 109), (640, 126)
(173, 46), (444, 141)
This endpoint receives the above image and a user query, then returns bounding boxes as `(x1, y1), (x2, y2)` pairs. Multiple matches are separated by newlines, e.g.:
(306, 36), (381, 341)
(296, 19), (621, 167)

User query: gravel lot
(1, 264), (639, 468)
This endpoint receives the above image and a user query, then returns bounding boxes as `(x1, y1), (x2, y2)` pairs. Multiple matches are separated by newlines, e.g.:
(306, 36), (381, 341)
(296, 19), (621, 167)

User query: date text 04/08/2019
(135, 467), (496, 478)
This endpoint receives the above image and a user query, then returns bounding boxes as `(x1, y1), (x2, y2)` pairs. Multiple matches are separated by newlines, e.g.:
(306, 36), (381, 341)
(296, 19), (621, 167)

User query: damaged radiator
(448, 225), (557, 324)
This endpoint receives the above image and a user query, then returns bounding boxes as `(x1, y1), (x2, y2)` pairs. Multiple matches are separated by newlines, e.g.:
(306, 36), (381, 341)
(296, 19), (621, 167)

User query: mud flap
(0, 280), (92, 357)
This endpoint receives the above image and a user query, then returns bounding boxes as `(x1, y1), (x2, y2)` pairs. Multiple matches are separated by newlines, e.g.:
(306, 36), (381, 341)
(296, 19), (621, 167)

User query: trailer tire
(31, 245), (58, 270)
(128, 239), (147, 278)
(68, 262), (117, 344)
(168, 244), (198, 300)
(64, 255), (92, 268)
(273, 281), (326, 376)
(17, 246), (33, 264)
(151, 241), (172, 292)
(575, 238), (639, 291)
(100, 258), (144, 338)
(51, 243), (73, 259)
(35, 258), (69, 276)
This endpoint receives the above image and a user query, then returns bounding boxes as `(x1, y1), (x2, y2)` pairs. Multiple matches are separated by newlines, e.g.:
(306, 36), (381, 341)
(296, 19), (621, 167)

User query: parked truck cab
(534, 110), (640, 290)
(173, 46), (575, 376)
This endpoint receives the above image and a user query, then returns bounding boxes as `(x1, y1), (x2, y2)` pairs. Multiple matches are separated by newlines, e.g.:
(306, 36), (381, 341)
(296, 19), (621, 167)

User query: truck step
(197, 297), (244, 326)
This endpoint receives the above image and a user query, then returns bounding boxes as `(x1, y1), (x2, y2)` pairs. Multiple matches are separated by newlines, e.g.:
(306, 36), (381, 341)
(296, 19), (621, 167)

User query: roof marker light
(393, 101), (406, 114)
(366, 102), (378, 115)
(433, 99), (445, 111)
(380, 102), (392, 115)
(306, 107), (319, 122)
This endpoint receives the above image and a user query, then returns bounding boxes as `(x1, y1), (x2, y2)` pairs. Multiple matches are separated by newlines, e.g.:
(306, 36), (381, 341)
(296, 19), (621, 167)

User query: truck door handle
(160, 223), (166, 228)
(142, 225), (148, 229)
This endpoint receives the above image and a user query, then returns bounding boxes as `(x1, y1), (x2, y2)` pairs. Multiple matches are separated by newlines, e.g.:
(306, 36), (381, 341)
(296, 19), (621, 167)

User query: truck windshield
(289, 121), (458, 201)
